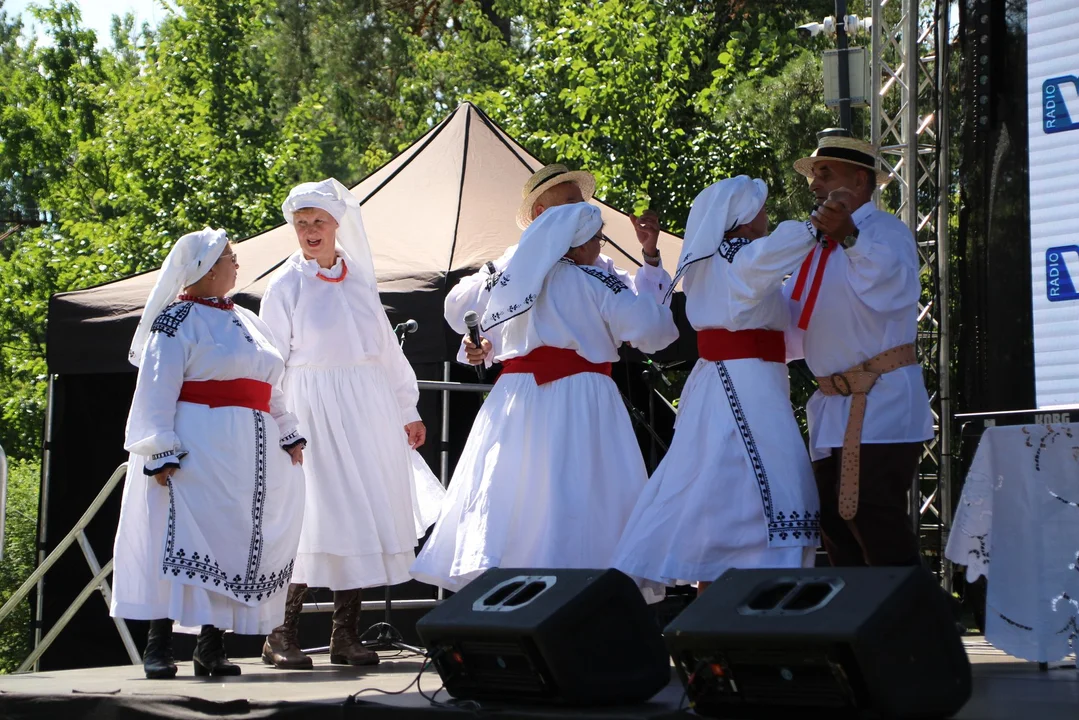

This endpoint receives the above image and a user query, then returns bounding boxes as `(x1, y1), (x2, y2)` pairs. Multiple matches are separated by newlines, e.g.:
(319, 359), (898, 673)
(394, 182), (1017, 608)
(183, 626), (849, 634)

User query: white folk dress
(613, 221), (822, 593)
(111, 301), (305, 635)
(411, 258), (679, 600)
(260, 251), (442, 590)
(782, 202), (934, 460)
(444, 247), (672, 365)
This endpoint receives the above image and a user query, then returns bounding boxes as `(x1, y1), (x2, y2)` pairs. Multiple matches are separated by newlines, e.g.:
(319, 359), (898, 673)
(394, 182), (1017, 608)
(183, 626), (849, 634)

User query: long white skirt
(613, 358), (820, 593)
(410, 371), (663, 602)
(285, 363), (442, 590)
(111, 403), (305, 635)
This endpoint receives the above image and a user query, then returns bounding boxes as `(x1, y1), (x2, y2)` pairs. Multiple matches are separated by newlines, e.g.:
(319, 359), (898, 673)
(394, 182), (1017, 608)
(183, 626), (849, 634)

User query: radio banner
(1028, 0), (1079, 408)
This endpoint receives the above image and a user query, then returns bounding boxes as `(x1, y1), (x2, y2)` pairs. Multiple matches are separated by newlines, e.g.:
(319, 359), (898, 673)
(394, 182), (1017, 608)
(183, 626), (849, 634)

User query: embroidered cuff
(280, 430), (306, 450)
(804, 220), (819, 240)
(144, 451), (182, 476)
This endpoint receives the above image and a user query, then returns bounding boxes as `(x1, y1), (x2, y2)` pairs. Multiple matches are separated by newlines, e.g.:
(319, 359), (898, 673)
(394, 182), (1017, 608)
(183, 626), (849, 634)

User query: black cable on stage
(343, 649), (488, 713)
(344, 657), (431, 703)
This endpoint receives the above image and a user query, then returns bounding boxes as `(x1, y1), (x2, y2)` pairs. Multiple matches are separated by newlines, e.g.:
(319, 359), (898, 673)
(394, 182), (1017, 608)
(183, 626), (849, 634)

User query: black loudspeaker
(415, 568), (670, 705)
(664, 567), (972, 719)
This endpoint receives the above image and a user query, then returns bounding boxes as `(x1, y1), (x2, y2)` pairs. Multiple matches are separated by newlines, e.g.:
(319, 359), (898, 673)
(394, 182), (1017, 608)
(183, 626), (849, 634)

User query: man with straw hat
(784, 128), (933, 569)
(446, 163), (672, 367)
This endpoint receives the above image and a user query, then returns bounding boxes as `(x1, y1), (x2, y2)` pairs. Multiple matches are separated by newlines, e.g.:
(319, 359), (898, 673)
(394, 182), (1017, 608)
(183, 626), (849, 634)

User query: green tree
(0, 459), (42, 673)
(468, 0), (835, 229)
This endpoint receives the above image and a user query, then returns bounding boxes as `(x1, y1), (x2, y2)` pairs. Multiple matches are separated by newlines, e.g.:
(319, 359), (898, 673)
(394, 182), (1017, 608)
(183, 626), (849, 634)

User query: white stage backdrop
(1028, 0), (1079, 409)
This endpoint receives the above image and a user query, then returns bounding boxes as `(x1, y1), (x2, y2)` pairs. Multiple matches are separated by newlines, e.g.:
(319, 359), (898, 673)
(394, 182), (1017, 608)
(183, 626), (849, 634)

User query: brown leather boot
(262, 583), (313, 669)
(329, 589), (379, 666)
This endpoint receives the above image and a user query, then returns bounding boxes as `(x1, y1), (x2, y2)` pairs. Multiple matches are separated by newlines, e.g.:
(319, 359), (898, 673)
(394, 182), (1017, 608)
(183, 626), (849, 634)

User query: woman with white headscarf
(410, 202), (678, 598)
(111, 228), (306, 679)
(258, 178), (442, 669)
(612, 176), (821, 598)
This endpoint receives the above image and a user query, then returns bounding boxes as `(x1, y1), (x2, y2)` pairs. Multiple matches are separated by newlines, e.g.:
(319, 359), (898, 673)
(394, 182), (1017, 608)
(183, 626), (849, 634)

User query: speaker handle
(737, 576), (846, 616)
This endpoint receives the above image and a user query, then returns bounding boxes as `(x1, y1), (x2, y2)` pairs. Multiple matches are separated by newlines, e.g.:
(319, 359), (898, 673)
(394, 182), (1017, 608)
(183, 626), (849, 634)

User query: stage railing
(0, 462), (140, 672)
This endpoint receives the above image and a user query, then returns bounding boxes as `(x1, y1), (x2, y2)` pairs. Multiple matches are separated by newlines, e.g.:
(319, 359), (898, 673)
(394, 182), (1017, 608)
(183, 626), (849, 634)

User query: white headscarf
(481, 202), (603, 331)
(282, 178), (377, 291)
(669, 175), (768, 298)
(128, 227), (229, 367)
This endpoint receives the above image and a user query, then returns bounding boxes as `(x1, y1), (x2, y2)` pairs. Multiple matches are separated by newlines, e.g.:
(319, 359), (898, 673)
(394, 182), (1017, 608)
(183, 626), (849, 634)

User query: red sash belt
(790, 238), (836, 330)
(179, 379), (271, 412)
(697, 328), (786, 364)
(501, 346), (612, 386)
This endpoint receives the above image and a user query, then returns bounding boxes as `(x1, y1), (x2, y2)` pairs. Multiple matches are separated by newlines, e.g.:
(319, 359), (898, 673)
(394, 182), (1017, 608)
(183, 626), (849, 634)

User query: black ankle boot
(143, 618), (178, 679)
(192, 625), (241, 677)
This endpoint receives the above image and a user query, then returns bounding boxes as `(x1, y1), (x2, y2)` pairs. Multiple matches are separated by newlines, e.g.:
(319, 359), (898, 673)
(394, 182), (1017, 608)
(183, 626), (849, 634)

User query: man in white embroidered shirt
(784, 129), (934, 568)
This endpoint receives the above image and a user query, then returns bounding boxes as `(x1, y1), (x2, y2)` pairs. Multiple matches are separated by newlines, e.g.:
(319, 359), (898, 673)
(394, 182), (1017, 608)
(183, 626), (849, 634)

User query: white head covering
(481, 202), (603, 331)
(669, 175), (768, 298)
(282, 178), (377, 291)
(128, 227), (229, 367)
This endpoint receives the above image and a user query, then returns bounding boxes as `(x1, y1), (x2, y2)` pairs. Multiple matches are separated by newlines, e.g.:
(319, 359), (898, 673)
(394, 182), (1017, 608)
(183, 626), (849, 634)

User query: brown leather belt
(815, 343), (918, 520)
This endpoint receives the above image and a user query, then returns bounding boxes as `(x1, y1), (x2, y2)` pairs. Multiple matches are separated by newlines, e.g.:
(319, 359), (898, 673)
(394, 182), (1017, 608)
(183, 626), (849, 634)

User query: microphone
(394, 319), (419, 336)
(463, 311), (487, 382)
(811, 204), (825, 245)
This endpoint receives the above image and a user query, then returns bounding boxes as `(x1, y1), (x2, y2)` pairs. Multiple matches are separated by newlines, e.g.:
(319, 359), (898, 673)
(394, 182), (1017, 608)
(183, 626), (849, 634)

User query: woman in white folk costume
(112, 228), (306, 679)
(259, 179), (443, 669)
(613, 176), (821, 598)
(411, 203), (678, 598)
(446, 164), (672, 366)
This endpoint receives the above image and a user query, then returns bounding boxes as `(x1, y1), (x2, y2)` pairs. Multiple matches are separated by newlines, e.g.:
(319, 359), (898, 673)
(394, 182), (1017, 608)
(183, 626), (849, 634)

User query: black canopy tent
(37, 103), (692, 670)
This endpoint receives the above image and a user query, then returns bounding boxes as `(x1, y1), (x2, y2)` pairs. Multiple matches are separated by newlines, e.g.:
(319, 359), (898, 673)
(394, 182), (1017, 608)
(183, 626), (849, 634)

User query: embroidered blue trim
(716, 362), (820, 542)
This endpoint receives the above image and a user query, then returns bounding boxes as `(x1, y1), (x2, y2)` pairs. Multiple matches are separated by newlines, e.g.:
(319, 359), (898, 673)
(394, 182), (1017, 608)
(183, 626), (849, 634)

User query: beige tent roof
(47, 103), (684, 374)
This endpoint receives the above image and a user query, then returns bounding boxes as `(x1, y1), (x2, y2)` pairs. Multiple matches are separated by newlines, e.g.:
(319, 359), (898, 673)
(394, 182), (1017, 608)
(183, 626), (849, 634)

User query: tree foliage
(0, 458), (41, 673)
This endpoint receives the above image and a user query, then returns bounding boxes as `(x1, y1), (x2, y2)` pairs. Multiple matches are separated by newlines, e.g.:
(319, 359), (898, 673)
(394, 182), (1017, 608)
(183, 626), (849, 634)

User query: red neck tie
(790, 239), (835, 331)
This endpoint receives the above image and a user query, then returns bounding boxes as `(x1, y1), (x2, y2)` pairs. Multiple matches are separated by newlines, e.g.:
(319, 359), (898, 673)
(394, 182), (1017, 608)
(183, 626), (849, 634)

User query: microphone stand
(358, 325), (426, 656)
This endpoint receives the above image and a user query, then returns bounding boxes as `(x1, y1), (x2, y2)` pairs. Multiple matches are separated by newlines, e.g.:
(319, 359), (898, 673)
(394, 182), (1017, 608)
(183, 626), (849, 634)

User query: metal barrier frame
(0, 463), (139, 672)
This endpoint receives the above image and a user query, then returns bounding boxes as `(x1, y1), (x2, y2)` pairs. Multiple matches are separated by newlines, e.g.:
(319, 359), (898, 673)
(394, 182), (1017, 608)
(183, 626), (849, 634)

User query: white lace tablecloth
(945, 424), (1079, 662)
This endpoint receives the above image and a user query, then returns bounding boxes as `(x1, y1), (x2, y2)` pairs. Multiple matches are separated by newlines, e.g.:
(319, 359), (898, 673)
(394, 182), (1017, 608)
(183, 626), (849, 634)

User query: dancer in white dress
(259, 178), (442, 669)
(112, 228), (306, 679)
(446, 164), (671, 366)
(612, 176), (820, 599)
(410, 203), (678, 599)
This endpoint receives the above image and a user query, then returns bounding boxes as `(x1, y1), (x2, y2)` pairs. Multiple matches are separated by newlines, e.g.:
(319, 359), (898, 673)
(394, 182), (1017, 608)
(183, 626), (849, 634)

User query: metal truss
(870, 0), (953, 588)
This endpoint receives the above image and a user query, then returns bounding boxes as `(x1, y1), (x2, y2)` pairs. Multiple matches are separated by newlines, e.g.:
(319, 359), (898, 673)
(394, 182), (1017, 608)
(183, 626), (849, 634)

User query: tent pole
(34, 374), (57, 671)
(438, 361), (451, 602)
(440, 361), (451, 490)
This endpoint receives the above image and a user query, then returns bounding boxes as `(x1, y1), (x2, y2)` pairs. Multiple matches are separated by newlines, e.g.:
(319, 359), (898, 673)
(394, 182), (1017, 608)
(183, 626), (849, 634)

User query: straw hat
(516, 164), (596, 229)
(793, 129), (891, 186)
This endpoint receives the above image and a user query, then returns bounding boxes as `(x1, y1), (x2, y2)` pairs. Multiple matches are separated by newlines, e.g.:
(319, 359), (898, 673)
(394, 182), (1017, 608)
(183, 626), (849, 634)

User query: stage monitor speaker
(664, 566), (971, 719)
(415, 568), (670, 705)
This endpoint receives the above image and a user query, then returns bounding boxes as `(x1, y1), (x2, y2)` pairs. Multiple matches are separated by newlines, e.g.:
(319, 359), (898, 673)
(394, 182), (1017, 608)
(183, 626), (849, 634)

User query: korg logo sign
(1046, 246), (1079, 301)
(1043, 75), (1079, 133)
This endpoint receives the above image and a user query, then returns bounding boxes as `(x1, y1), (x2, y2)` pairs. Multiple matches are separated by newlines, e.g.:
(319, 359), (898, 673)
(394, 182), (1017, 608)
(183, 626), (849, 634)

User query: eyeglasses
(592, 234), (608, 247)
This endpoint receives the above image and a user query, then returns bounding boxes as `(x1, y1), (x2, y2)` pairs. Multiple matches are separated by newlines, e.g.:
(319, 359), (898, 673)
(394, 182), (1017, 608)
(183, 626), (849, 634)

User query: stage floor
(0, 638), (1075, 719)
